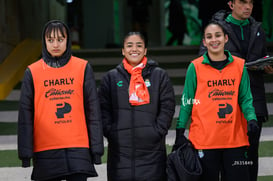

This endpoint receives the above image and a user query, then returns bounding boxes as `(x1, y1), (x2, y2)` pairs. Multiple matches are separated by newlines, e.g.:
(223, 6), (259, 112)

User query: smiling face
(122, 34), (147, 67)
(45, 28), (67, 57)
(203, 24), (228, 58)
(229, 0), (253, 20)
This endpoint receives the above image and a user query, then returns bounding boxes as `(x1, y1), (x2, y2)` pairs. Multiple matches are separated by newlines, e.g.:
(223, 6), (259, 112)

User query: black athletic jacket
(17, 20), (103, 180)
(99, 59), (176, 181)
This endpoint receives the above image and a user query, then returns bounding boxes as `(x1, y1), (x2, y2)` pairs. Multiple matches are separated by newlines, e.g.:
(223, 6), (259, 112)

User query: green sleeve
(238, 67), (257, 122)
(176, 63), (197, 129)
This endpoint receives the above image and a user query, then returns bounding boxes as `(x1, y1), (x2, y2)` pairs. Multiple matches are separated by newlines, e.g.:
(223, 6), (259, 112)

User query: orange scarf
(123, 57), (150, 106)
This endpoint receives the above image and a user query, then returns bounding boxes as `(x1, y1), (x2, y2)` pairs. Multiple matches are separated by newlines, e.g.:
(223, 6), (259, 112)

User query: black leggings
(41, 173), (88, 181)
(247, 117), (263, 181)
(199, 147), (250, 181)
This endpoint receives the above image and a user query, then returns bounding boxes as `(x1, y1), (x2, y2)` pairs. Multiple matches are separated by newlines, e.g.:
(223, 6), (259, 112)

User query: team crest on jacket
(117, 81), (123, 87)
(145, 79), (151, 87)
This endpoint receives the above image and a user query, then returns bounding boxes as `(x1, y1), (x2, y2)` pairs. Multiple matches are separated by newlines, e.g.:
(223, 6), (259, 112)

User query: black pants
(247, 116), (264, 181)
(199, 147), (250, 181)
(41, 173), (88, 181)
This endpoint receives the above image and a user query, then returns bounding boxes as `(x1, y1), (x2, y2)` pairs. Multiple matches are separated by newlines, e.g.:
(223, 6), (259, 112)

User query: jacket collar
(202, 50), (234, 65)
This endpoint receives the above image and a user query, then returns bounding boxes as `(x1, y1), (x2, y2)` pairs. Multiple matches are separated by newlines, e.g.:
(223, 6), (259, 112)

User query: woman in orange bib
(17, 20), (103, 181)
(173, 21), (259, 181)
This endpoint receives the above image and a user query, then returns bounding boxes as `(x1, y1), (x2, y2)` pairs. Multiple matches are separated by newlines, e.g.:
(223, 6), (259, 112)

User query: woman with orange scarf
(98, 32), (175, 181)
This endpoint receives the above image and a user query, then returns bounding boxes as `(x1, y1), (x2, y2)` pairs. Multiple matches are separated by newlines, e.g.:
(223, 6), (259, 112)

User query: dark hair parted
(123, 32), (148, 48)
(203, 20), (228, 37)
